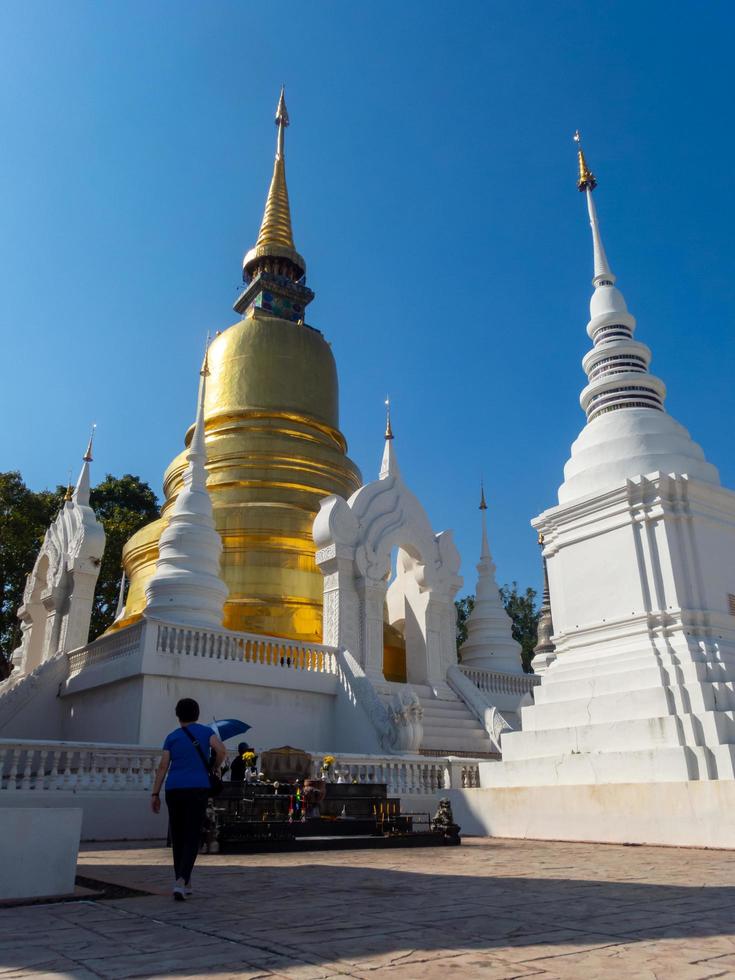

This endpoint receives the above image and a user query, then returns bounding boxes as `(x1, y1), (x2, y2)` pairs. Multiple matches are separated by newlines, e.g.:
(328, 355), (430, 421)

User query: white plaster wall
(0, 661), (67, 740)
(0, 807), (83, 897)
(62, 677), (145, 744)
(681, 504), (735, 615)
(448, 781), (735, 848)
(137, 676), (336, 752)
(0, 794), (161, 842)
(549, 523), (643, 633)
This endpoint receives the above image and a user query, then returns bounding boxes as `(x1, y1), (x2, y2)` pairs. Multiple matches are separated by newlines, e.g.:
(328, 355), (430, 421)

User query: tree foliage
(0, 471), (159, 666)
(88, 475), (159, 639)
(0, 472), (66, 663)
(455, 582), (539, 673)
(454, 595), (475, 650)
(499, 582), (539, 673)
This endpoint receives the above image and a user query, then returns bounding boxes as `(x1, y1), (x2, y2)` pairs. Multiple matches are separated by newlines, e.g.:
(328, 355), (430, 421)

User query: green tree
(456, 583), (539, 673)
(499, 582), (539, 673)
(0, 472), (66, 665)
(454, 595), (475, 653)
(88, 475), (159, 639)
(0, 471), (159, 668)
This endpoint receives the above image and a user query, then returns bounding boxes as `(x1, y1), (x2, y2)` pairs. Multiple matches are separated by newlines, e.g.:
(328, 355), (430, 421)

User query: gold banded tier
(121, 309), (362, 641)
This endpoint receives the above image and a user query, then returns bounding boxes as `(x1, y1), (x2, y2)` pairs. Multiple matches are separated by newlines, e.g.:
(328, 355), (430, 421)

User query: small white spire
(113, 570), (127, 622)
(574, 131), (614, 286)
(459, 485), (523, 674)
(145, 340), (228, 629)
(585, 189), (615, 287)
(380, 396), (400, 479)
(479, 482), (490, 559)
(73, 424), (96, 507)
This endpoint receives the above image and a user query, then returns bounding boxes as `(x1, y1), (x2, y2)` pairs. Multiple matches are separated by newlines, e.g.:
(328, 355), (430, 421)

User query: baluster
(20, 748), (33, 791)
(89, 753), (102, 788)
(0, 746), (9, 789)
(48, 749), (62, 789)
(6, 748), (21, 791)
(62, 750), (74, 789)
(34, 749), (48, 790)
(78, 751), (91, 789)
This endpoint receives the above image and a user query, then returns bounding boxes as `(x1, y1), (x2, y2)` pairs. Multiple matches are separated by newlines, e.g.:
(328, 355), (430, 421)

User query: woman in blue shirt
(150, 698), (226, 900)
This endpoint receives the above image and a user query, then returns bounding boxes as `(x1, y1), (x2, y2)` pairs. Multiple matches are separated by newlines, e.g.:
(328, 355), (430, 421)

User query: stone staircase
(382, 682), (498, 758)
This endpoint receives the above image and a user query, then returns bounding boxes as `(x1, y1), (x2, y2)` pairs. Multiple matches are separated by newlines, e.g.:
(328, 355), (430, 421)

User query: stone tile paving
(0, 838), (733, 979)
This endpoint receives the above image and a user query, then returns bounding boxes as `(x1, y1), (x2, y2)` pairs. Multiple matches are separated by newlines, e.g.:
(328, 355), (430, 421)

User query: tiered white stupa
(462, 138), (735, 848)
(459, 487), (523, 674)
(145, 349), (228, 628)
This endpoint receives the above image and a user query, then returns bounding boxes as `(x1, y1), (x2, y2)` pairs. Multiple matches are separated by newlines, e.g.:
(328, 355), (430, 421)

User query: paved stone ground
(0, 837), (734, 979)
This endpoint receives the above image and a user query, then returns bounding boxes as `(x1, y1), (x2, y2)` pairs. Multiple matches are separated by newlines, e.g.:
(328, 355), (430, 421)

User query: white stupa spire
(459, 485), (523, 674)
(145, 343), (228, 628)
(113, 570), (127, 623)
(73, 424), (96, 507)
(380, 396), (400, 479)
(559, 134), (719, 503)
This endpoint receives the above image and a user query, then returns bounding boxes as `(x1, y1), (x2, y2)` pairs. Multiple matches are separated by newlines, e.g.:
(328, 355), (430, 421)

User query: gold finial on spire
(275, 84), (289, 130)
(479, 481), (488, 511)
(83, 423), (96, 463)
(384, 396), (394, 440)
(254, 88), (296, 252)
(574, 130), (597, 192)
(242, 88), (306, 283)
(64, 468), (73, 502)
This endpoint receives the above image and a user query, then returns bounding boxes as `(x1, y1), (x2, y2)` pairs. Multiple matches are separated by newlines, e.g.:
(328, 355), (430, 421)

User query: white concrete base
(0, 807), (83, 899)
(448, 780), (735, 849)
(0, 793), (164, 842)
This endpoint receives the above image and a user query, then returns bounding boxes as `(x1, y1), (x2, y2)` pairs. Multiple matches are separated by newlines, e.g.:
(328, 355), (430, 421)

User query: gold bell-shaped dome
(120, 92), (362, 641)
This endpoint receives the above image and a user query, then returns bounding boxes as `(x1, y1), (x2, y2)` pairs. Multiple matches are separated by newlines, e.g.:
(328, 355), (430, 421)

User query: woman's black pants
(165, 788), (209, 884)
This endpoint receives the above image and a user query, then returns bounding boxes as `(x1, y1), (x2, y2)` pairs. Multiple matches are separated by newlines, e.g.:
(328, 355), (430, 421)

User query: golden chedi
(120, 90), (361, 641)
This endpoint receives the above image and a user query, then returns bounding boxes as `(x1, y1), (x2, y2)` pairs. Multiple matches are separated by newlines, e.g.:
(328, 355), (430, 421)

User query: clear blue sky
(2, 1), (734, 598)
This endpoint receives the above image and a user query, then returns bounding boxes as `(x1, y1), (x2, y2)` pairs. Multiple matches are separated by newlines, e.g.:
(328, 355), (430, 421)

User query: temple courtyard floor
(0, 837), (734, 979)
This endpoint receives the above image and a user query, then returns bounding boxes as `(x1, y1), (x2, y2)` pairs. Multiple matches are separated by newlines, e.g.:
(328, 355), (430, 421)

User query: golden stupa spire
(241, 87), (307, 289)
(255, 87), (295, 252)
(574, 130), (597, 192)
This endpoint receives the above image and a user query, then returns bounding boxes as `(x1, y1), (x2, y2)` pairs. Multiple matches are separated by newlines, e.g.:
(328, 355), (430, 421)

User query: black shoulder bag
(182, 727), (224, 797)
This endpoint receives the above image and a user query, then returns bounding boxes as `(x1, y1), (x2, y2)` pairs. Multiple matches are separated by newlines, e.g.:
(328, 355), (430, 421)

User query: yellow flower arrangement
(321, 755), (335, 770)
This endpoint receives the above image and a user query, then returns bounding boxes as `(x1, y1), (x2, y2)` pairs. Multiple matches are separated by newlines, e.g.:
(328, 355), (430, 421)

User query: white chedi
(459, 490), (523, 674)
(145, 351), (228, 628)
(558, 157), (718, 504)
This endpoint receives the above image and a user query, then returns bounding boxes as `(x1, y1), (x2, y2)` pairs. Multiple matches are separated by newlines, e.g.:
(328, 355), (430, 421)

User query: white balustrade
(154, 622), (338, 675)
(67, 622), (145, 676)
(459, 665), (540, 697)
(1, 739), (480, 796)
(308, 752), (481, 796)
(0, 739), (161, 792)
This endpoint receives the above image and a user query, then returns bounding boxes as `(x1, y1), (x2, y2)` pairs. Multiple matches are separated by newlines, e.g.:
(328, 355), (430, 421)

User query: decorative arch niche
(314, 450), (462, 689)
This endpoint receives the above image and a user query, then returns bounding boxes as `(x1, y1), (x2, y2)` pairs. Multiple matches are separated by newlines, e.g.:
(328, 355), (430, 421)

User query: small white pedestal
(0, 807), (82, 900)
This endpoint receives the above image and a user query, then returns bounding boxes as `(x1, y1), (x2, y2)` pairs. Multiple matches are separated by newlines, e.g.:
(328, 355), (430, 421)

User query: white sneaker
(173, 885), (186, 902)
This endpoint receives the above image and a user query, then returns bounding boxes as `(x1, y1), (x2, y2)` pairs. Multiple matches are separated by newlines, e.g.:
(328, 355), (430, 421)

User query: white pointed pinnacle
(459, 485), (523, 673)
(144, 339), (228, 629)
(585, 187), (615, 287)
(380, 396), (400, 480)
(113, 570), (127, 622)
(73, 423), (96, 507)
